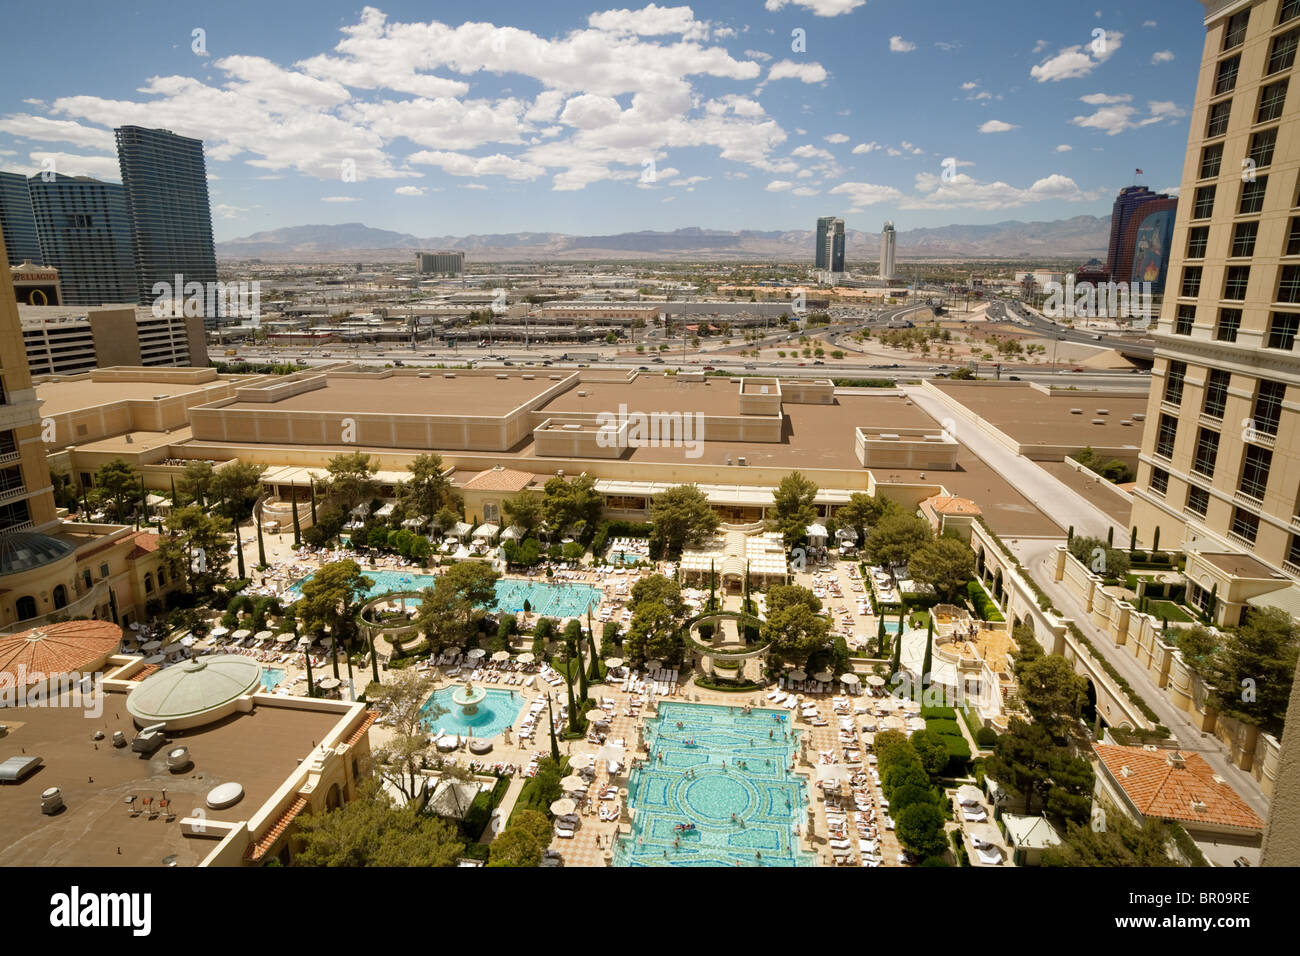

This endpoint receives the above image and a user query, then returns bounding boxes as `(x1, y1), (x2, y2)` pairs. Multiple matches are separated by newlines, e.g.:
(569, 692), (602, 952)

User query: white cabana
(473, 523), (500, 541)
(401, 515), (429, 530)
(374, 502), (396, 519)
(449, 521), (473, 539)
(817, 763), (851, 784)
(500, 524), (526, 541)
(806, 523), (828, 546)
(349, 502), (370, 518)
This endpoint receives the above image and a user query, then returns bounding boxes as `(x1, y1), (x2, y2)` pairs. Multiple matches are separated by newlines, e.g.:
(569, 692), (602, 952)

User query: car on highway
(651, 356), (664, 363)
(1071, 367), (1084, 372)
(637, 365), (649, 371)
(703, 365), (715, 370)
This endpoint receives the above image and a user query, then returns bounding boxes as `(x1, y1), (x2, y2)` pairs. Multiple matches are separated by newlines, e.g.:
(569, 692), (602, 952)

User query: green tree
(864, 512), (933, 567)
(159, 504), (232, 596)
(984, 718), (1055, 815)
(297, 559), (374, 665)
(835, 491), (898, 542)
(292, 779), (465, 867)
(178, 459), (215, 508)
(896, 802), (948, 859)
(370, 669), (440, 800)
(541, 473), (603, 540)
(325, 451), (380, 512)
(625, 601), (683, 663)
(93, 459), (139, 523)
(211, 461), (266, 521)
(909, 538), (976, 603)
(414, 561), (500, 651)
(768, 471), (819, 549)
(761, 585), (830, 669)
(1209, 607), (1300, 734)
(630, 574), (685, 619)
(488, 809), (551, 867)
(909, 729), (950, 778)
(502, 492), (541, 534)
(648, 484), (720, 557)
(399, 453), (451, 521)
(1016, 654), (1089, 742)
(1041, 805), (1176, 867)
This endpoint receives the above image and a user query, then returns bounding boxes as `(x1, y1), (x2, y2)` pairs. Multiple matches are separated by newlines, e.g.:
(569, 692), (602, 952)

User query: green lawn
(1146, 599), (1194, 623)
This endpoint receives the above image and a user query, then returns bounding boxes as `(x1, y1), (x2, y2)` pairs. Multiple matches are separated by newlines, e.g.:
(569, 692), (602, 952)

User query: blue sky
(0, 1), (1205, 240)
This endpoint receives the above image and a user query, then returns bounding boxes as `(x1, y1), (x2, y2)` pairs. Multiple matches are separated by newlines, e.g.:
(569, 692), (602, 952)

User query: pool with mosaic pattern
(614, 701), (816, 867)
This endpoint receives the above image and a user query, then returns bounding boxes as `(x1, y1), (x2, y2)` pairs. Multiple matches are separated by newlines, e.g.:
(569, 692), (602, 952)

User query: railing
(0, 484), (28, 505)
(0, 449), (21, 466)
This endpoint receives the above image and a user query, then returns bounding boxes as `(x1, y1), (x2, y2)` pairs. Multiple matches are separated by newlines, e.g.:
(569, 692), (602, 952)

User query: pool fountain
(451, 680), (487, 717)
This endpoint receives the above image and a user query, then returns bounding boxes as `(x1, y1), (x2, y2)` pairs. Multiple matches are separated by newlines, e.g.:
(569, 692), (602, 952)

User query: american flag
(1135, 168), (1144, 175)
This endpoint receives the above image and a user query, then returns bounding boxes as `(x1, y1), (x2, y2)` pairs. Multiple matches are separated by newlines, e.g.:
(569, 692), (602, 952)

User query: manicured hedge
(966, 580), (1005, 622)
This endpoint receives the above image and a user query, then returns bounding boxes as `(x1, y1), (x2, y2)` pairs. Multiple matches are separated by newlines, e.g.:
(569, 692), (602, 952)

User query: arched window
(52, 585), (68, 609)
(326, 783), (342, 811)
(144, 573), (154, 594)
(157, 568), (167, 588)
(15, 595), (37, 620)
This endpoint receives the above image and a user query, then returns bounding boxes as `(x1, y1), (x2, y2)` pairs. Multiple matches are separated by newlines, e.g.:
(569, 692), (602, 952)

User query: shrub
(975, 727), (999, 747)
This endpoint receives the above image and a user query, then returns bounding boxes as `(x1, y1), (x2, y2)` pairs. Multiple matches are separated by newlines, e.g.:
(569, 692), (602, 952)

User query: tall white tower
(880, 221), (896, 281)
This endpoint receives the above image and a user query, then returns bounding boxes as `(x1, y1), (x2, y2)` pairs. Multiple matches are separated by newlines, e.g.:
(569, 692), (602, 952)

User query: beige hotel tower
(1132, 0), (1300, 630)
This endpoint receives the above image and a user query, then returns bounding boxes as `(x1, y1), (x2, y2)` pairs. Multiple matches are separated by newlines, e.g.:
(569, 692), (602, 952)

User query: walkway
(481, 776), (526, 843)
(905, 385), (1125, 541)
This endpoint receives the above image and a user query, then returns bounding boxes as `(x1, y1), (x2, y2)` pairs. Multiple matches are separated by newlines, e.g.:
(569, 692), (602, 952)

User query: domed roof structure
(0, 619), (123, 686)
(127, 654), (263, 728)
(0, 532), (75, 576)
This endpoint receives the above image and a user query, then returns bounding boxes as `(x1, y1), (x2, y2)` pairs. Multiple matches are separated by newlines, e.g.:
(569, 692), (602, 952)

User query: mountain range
(216, 216), (1111, 263)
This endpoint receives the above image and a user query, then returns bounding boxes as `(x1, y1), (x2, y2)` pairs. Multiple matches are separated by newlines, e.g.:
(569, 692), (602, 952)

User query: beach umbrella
(297, 636), (313, 649)
(491, 650), (511, 663)
(467, 648), (486, 660)
(210, 626), (229, 637)
(560, 775), (587, 792)
(817, 763), (851, 784)
(141, 640), (162, 652)
(143, 654), (165, 665)
(586, 708), (607, 723)
(232, 629), (252, 640)
(788, 669), (807, 682)
(179, 635), (197, 648)
(517, 652), (536, 664)
(645, 659), (661, 671)
(596, 741), (625, 765)
(956, 784), (984, 807)
(275, 632), (296, 644)
(841, 673), (861, 687)
(254, 630), (274, 642)
(605, 657), (624, 669)
(568, 753), (594, 771)
(865, 675), (885, 688)
(446, 646), (463, 656)
(318, 677), (341, 690)
(550, 798), (577, 817)
(812, 670), (833, 683)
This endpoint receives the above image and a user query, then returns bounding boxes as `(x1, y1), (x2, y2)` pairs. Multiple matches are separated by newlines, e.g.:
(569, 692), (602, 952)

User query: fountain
(451, 680), (487, 717)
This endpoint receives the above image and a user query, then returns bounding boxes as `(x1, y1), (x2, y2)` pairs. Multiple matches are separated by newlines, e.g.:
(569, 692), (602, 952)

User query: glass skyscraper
(28, 174), (137, 306)
(0, 171), (43, 265)
(815, 216), (845, 273)
(114, 126), (217, 313)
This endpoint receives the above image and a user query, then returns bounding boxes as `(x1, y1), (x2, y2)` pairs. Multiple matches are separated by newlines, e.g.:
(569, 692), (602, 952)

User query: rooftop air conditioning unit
(737, 457), (746, 466)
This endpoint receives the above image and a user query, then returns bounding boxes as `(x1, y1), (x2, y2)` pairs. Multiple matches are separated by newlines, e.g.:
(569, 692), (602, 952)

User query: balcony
(1283, 560), (1300, 579)
(1227, 530), (1258, 549)
(0, 579), (110, 636)
(0, 449), (20, 466)
(0, 483), (29, 505)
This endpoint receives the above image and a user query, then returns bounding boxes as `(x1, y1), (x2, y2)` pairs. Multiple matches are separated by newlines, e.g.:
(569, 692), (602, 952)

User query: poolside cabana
(806, 523), (828, 548)
(501, 524), (525, 541)
(449, 521), (473, 540)
(401, 515), (429, 531)
(374, 503), (396, 520)
(473, 523), (500, 542)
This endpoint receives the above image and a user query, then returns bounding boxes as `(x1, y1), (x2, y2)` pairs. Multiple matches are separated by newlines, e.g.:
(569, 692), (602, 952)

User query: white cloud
(1080, 92), (1132, 105)
(765, 180), (794, 191)
(321, 195), (361, 202)
(978, 120), (1017, 133)
(1143, 20), (1157, 28)
(743, 49), (772, 61)
(1151, 50), (1175, 65)
(792, 144), (834, 160)
(1071, 99), (1186, 135)
(460, 183), (489, 190)
(213, 203), (252, 218)
(408, 149), (546, 180)
(792, 186), (820, 196)
(1055, 144), (1072, 152)
(763, 0), (866, 16)
(394, 185), (425, 195)
(724, 170), (748, 179)
(587, 5), (709, 40)
(900, 170), (1090, 210)
(889, 36), (916, 53)
(0, 114), (115, 151)
(767, 60), (829, 83)
(960, 81), (978, 91)
(828, 181), (905, 207)
(1032, 39), (1048, 54)
(13, 151), (120, 179)
(852, 141), (879, 154)
(824, 133), (849, 143)
(668, 175), (710, 187)
(1031, 31), (1123, 82)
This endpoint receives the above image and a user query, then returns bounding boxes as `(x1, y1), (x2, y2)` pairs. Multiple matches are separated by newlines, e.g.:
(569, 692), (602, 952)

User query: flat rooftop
(222, 374), (559, 417)
(934, 382), (1148, 448)
(74, 427), (194, 455)
(1038, 460), (1132, 525)
(36, 379), (216, 416)
(0, 694), (342, 866)
(539, 375), (746, 417)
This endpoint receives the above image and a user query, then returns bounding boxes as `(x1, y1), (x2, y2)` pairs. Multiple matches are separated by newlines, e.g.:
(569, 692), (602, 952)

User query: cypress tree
(565, 667), (579, 733)
(890, 619), (902, 678)
(1152, 526), (1160, 555)
(877, 617), (887, 658)
(137, 477), (147, 530)
(291, 484), (302, 547)
(234, 521), (246, 580)
(1129, 527), (1138, 553)
(170, 475), (179, 509)
(309, 476), (318, 526)
(576, 626), (588, 703)
(547, 694), (560, 762)
(256, 514), (267, 568)
(1106, 526), (1114, 548)
(921, 616), (934, 690)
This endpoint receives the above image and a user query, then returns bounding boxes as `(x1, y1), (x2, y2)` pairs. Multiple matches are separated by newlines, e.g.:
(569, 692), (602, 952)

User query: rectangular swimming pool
(614, 701), (816, 867)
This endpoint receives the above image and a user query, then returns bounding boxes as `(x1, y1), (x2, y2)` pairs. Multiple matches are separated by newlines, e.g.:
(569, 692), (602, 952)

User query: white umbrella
(841, 673), (861, 686)
(865, 675), (886, 688)
(550, 798), (577, 816)
(491, 650), (511, 663)
(596, 741), (625, 765)
(817, 763), (851, 784)
(605, 657), (624, 669)
(141, 640), (162, 652)
(275, 632), (296, 644)
(318, 677), (341, 690)
(568, 753), (595, 771)
(812, 670), (834, 683)
(210, 626), (229, 637)
(586, 708), (607, 723)
(232, 629), (252, 640)
(956, 784), (984, 807)
(179, 635), (197, 648)
(560, 775), (588, 793)
(467, 648), (486, 660)
(788, 669), (808, 682)
(254, 630), (274, 642)
(517, 652), (536, 664)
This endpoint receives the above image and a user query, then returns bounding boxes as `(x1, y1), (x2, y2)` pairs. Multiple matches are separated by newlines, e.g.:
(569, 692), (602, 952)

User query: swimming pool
(287, 571), (602, 619)
(420, 687), (526, 739)
(614, 701), (816, 867)
(259, 667), (285, 691)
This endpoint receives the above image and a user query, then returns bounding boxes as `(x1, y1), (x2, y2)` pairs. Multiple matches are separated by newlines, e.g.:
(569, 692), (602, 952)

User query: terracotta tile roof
(130, 664), (161, 682)
(463, 466), (536, 493)
(127, 531), (163, 559)
(0, 619), (123, 685)
(245, 795), (308, 862)
(1094, 744), (1265, 832)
